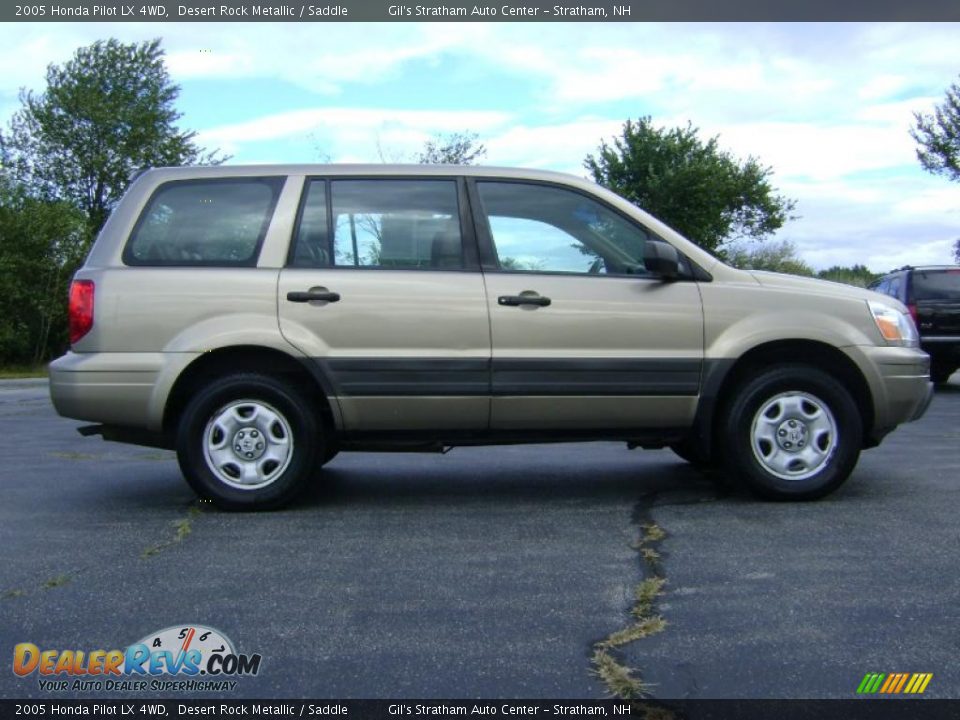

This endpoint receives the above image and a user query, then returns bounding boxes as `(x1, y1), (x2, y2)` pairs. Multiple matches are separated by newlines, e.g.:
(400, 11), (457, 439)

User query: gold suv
(49, 165), (933, 509)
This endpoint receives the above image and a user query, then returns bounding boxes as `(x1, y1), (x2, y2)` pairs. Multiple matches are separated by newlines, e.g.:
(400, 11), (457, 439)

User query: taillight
(907, 303), (918, 326)
(68, 280), (95, 345)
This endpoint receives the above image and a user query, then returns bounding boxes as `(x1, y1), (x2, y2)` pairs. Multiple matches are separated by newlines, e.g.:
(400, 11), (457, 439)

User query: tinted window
(126, 178), (282, 266)
(289, 180), (330, 268)
(477, 182), (651, 275)
(331, 180), (463, 270)
(912, 269), (960, 301)
(888, 275), (903, 299)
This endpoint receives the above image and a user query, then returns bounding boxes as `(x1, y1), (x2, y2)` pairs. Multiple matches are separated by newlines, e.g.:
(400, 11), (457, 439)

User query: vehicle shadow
(298, 450), (724, 510)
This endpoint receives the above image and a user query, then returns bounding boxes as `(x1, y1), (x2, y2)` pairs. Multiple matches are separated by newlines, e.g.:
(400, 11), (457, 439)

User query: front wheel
(176, 373), (324, 510)
(721, 365), (862, 500)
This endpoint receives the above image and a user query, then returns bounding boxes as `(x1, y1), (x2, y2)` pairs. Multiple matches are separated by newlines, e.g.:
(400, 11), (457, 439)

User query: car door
(470, 179), (704, 431)
(277, 176), (491, 431)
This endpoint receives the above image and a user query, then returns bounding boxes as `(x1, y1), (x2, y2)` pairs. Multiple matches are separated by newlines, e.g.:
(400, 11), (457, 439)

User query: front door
(471, 179), (704, 431)
(278, 177), (490, 431)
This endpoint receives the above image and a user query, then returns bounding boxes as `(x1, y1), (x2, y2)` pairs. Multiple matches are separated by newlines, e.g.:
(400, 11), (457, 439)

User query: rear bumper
(921, 338), (960, 360)
(49, 351), (198, 431)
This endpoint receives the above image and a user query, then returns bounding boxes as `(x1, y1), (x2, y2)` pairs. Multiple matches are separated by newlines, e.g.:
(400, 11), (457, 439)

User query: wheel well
(163, 346), (335, 436)
(710, 340), (875, 450)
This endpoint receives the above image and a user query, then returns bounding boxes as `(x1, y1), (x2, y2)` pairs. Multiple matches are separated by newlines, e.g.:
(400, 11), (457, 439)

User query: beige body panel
(482, 273), (704, 429)
(277, 268), (491, 430)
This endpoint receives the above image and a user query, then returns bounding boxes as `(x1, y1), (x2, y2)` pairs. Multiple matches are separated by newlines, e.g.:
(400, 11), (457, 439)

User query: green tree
(954, 238), (960, 264)
(817, 264), (879, 288)
(726, 240), (814, 277)
(416, 131), (487, 165)
(0, 172), (87, 364)
(585, 117), (796, 255)
(4, 38), (224, 236)
(911, 75), (960, 182)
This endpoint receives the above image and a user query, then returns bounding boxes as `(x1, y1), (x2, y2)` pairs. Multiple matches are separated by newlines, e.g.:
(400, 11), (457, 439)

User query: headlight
(867, 301), (919, 347)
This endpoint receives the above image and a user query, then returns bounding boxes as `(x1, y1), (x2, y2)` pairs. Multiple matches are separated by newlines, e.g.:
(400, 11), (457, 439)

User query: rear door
(277, 176), (491, 431)
(910, 268), (960, 337)
(471, 179), (704, 431)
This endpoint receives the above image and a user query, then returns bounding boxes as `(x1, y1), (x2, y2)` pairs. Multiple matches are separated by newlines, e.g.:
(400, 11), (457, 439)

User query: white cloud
(199, 107), (512, 159)
(1, 22), (957, 272)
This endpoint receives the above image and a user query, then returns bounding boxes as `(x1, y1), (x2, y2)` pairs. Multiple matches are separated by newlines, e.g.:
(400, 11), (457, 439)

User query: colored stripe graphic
(857, 672), (932, 694)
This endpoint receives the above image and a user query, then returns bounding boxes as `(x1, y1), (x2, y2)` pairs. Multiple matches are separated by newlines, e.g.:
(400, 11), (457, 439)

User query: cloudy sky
(1, 22), (958, 271)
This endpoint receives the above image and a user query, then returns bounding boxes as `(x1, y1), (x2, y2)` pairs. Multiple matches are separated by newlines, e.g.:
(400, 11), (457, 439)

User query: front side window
(477, 181), (652, 275)
(125, 178), (282, 266)
(330, 179), (463, 270)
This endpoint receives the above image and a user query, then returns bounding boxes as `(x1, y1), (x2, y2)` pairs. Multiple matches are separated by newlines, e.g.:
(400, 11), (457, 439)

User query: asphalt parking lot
(1, 377), (958, 700)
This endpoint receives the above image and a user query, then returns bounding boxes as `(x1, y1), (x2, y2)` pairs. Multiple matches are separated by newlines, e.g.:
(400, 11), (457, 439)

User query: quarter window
(289, 180), (330, 268)
(330, 179), (463, 270)
(477, 181), (652, 275)
(125, 178), (282, 266)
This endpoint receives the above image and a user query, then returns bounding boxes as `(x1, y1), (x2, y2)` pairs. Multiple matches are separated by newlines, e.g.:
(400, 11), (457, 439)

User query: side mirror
(644, 240), (680, 280)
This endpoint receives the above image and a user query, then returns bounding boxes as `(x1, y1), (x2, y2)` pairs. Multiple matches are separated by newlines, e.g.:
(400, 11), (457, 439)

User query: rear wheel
(930, 362), (956, 385)
(176, 373), (324, 510)
(721, 365), (862, 500)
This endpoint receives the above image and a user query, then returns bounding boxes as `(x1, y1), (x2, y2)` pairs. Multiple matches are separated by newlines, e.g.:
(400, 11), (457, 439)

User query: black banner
(1, 700), (959, 720)
(4, 0), (960, 22)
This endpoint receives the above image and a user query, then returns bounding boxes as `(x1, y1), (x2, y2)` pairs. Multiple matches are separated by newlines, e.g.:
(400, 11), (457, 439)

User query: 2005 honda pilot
(49, 165), (933, 509)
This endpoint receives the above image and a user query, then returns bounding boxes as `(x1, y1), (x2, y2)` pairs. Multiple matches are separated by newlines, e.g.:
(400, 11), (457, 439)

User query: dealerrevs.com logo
(13, 625), (262, 692)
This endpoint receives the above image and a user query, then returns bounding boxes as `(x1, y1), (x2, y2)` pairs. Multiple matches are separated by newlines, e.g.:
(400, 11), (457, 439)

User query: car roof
(139, 163), (586, 183)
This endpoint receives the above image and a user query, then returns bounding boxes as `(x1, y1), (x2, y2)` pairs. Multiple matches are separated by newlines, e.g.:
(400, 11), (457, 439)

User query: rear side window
(124, 178), (283, 266)
(912, 269), (960, 301)
(329, 179), (463, 270)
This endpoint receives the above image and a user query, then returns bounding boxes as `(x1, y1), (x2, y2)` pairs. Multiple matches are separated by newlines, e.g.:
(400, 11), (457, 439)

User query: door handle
(287, 290), (341, 303)
(498, 294), (551, 307)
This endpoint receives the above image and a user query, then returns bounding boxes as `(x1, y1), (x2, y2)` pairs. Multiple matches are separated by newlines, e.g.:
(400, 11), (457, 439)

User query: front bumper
(846, 345), (932, 441)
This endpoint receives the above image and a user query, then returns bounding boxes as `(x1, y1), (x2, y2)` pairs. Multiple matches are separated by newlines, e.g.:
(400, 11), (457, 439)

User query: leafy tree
(911, 75), (960, 182)
(954, 238), (960, 264)
(726, 240), (814, 277)
(585, 117), (796, 255)
(817, 264), (879, 288)
(4, 38), (224, 235)
(0, 172), (87, 364)
(416, 131), (487, 165)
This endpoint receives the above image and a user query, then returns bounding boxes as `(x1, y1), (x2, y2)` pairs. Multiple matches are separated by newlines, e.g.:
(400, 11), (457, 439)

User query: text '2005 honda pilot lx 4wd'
(50, 165), (933, 510)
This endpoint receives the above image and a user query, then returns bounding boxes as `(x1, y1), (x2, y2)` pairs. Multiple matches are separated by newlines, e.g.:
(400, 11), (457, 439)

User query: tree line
(1, 37), (957, 367)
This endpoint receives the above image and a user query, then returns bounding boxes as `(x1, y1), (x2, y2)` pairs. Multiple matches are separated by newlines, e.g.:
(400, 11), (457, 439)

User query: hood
(747, 270), (905, 310)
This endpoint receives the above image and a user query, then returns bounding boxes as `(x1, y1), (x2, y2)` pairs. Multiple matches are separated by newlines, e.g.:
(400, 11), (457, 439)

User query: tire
(720, 365), (862, 501)
(669, 437), (712, 468)
(176, 373), (324, 511)
(930, 363), (956, 385)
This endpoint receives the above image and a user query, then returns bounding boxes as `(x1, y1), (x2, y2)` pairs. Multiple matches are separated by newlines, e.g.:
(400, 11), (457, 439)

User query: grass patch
(592, 521), (669, 699)
(50, 451), (100, 461)
(2, 589), (26, 599)
(0, 365), (48, 379)
(142, 505), (202, 559)
(603, 616), (668, 649)
(41, 574), (71, 590)
(592, 648), (650, 699)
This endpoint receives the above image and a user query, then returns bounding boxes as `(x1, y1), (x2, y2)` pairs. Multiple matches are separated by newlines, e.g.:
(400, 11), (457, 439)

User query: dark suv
(870, 265), (960, 384)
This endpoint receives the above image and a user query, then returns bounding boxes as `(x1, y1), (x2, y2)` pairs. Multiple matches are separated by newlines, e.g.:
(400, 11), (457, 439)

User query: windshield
(912, 269), (960, 301)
